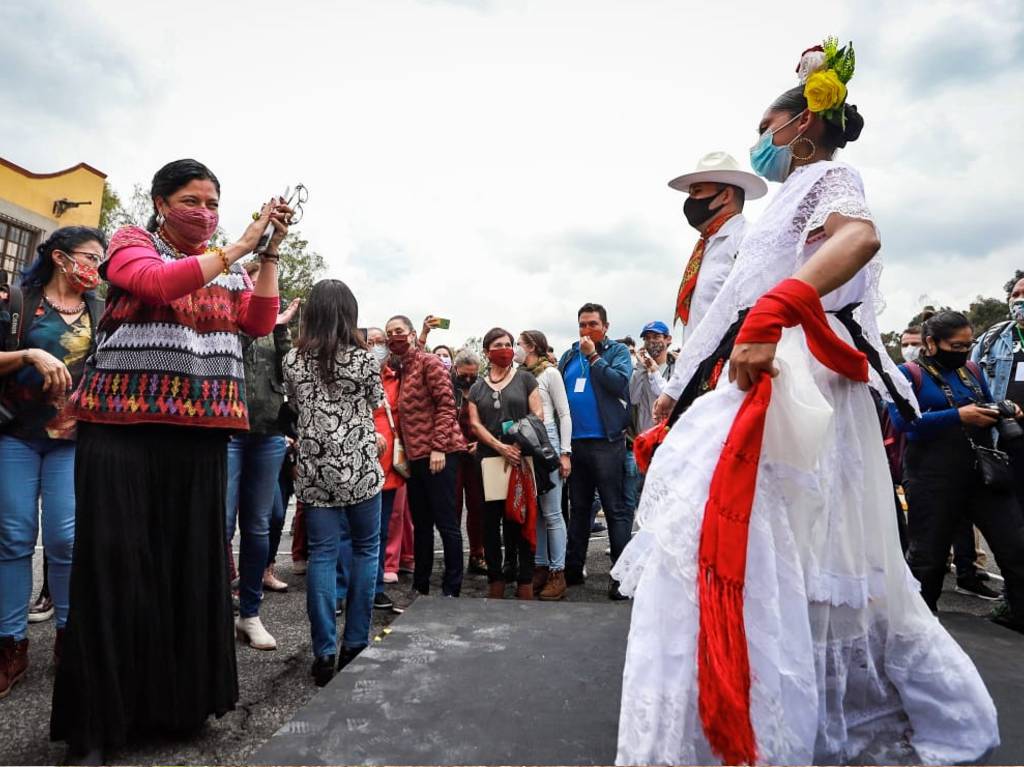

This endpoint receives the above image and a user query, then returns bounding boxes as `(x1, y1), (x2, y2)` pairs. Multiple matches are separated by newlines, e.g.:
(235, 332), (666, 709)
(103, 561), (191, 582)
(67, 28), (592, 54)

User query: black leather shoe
(373, 592), (394, 610)
(608, 579), (630, 601)
(337, 645), (364, 672)
(311, 655), (336, 687)
(564, 569), (585, 586)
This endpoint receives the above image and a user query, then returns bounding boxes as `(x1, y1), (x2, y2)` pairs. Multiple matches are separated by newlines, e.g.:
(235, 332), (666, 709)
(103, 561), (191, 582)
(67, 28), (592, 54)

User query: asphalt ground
(0, 511), (1005, 766)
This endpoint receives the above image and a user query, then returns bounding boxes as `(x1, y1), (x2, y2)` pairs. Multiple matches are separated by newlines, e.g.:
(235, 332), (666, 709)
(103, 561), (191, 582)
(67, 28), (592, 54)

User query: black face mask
(682, 189), (725, 229)
(931, 348), (969, 370)
(456, 374), (475, 390)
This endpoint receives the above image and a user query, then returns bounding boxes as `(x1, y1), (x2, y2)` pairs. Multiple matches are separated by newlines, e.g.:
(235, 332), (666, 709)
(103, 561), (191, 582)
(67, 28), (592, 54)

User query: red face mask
(387, 338), (411, 356)
(61, 257), (101, 291)
(163, 205), (219, 246)
(488, 348), (515, 368)
(581, 327), (606, 343)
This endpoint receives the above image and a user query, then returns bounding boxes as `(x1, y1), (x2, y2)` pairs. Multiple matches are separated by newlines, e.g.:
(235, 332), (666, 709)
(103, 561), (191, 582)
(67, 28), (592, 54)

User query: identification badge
(1015, 362), (1024, 382)
(574, 378), (587, 393)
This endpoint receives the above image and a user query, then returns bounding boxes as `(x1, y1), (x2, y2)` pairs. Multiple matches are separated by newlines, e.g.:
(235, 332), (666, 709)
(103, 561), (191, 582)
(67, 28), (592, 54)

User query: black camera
(978, 400), (1023, 442)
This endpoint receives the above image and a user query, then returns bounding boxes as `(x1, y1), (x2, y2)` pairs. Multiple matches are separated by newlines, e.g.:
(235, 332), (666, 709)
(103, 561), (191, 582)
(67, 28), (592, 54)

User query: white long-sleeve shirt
(536, 366), (573, 453)
(678, 214), (748, 346)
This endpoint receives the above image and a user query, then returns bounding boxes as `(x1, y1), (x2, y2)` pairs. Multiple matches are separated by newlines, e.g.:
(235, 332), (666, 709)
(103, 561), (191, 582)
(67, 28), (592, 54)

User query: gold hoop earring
(791, 136), (816, 161)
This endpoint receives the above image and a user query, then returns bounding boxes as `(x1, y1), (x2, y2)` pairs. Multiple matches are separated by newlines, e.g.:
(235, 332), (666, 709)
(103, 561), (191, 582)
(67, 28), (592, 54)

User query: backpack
(904, 359), (983, 395)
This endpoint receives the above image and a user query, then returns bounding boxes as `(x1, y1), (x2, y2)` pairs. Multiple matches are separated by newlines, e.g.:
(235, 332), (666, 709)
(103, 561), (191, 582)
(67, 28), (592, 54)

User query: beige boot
(236, 616), (277, 650)
(262, 565), (288, 592)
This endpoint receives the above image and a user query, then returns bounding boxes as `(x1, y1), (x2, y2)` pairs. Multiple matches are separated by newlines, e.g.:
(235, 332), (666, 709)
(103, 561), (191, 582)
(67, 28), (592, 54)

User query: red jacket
(395, 348), (466, 460)
(373, 364), (405, 491)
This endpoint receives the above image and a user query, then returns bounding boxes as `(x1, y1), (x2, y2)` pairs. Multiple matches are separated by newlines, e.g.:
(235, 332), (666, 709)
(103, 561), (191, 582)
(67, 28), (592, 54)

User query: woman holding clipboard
(466, 327), (543, 599)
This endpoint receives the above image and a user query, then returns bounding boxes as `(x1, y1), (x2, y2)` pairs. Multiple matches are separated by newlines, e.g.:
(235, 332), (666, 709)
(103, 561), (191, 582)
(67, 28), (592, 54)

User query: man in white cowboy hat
(669, 151), (767, 344)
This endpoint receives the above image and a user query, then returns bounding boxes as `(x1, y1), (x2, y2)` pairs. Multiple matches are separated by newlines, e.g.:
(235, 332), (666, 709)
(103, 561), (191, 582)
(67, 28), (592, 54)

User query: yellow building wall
(0, 159), (105, 229)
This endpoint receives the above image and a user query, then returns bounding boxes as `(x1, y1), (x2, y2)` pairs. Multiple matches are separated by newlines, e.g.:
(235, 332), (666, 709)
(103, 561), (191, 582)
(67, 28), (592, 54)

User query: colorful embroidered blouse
(67, 226), (279, 430)
(1, 303), (92, 441)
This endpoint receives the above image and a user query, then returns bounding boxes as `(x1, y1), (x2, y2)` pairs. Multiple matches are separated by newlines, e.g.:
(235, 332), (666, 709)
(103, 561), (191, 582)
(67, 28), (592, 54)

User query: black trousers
(566, 438), (633, 576)
(903, 431), (1024, 613)
(406, 455), (463, 596)
(482, 500), (533, 584)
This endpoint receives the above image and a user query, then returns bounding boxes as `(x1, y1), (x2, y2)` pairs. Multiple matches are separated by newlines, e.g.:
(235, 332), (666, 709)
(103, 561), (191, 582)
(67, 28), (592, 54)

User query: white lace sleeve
(806, 165), (874, 232)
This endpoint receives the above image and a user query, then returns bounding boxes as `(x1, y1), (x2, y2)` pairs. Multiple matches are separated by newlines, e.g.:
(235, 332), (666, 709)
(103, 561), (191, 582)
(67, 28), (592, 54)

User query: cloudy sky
(3, 0), (1021, 351)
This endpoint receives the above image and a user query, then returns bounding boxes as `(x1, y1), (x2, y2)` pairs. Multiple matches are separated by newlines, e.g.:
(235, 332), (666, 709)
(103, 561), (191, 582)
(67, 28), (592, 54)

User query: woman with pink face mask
(51, 159), (290, 763)
(0, 227), (105, 702)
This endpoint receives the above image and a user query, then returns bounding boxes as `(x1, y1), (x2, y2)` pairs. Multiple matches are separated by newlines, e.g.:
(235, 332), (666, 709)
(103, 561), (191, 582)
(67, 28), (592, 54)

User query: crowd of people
(0, 35), (1022, 767)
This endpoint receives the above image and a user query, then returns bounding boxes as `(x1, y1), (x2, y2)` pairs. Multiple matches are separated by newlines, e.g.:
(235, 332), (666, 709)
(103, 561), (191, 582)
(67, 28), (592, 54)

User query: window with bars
(0, 219), (35, 283)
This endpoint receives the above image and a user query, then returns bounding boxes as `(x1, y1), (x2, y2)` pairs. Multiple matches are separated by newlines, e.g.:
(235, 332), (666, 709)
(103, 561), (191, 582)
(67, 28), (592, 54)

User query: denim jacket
(971, 320), (1017, 403)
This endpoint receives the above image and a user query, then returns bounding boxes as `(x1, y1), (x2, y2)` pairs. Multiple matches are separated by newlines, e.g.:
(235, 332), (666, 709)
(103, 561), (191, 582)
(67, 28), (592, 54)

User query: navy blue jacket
(557, 338), (633, 441)
(888, 362), (993, 442)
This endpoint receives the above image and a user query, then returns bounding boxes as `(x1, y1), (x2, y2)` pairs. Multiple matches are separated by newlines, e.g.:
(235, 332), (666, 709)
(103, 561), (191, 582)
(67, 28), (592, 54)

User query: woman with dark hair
(283, 279), (384, 686)
(0, 227), (105, 699)
(889, 310), (1024, 624)
(433, 344), (454, 371)
(516, 330), (572, 600)
(466, 327), (543, 599)
(384, 314), (466, 597)
(51, 159), (289, 761)
(618, 42), (998, 764)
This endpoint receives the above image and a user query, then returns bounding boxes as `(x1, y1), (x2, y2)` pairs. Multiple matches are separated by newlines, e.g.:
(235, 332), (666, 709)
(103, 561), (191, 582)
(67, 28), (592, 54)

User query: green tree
(275, 230), (326, 302)
(881, 330), (903, 364)
(964, 295), (1009, 336)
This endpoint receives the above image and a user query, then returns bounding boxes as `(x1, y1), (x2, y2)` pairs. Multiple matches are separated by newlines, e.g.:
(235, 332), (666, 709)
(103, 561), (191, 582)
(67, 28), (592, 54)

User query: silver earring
(156, 213), (165, 226)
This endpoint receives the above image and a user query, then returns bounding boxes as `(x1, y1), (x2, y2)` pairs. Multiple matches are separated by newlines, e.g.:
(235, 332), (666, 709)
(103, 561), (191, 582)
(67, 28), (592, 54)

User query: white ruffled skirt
(612, 324), (999, 765)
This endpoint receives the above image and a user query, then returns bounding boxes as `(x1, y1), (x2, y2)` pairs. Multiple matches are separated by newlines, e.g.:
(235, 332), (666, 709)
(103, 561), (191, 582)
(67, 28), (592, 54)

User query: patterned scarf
(674, 213), (735, 327)
(526, 358), (550, 377)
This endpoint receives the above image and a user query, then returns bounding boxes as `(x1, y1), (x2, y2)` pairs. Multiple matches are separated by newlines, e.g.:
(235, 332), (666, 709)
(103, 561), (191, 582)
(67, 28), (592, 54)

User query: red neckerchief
(674, 213), (736, 326)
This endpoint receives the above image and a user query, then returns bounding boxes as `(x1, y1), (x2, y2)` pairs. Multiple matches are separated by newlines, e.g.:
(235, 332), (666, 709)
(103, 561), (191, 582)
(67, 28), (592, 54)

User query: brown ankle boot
(539, 569), (567, 601)
(0, 636), (28, 699)
(516, 583), (534, 600)
(531, 566), (550, 595)
(487, 580), (506, 599)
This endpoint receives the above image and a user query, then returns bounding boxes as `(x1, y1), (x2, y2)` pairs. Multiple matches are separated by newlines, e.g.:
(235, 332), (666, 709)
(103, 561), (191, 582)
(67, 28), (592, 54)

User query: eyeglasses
(66, 250), (104, 266)
(491, 390), (501, 410)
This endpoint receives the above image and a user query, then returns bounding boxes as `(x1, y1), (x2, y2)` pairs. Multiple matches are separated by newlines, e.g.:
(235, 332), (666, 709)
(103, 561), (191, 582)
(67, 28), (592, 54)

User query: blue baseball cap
(640, 321), (670, 337)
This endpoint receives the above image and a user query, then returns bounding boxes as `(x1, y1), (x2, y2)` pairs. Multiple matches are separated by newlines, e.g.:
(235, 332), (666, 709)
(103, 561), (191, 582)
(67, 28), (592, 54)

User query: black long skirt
(51, 422), (238, 752)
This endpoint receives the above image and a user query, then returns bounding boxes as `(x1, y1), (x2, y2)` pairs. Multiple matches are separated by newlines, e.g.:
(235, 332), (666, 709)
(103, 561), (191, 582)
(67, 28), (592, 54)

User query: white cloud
(2, 0), (1020, 350)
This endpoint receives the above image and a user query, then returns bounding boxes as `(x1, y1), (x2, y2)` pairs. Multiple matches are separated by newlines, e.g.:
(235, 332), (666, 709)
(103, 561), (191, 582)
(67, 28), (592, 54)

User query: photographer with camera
(888, 310), (1024, 632)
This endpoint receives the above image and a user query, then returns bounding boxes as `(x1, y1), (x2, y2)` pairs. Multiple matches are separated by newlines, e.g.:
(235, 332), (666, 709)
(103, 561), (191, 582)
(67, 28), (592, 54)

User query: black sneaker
(955, 578), (1002, 601)
(373, 592), (394, 610)
(337, 645), (364, 671)
(989, 600), (1024, 634)
(976, 569), (1005, 584)
(590, 522), (607, 535)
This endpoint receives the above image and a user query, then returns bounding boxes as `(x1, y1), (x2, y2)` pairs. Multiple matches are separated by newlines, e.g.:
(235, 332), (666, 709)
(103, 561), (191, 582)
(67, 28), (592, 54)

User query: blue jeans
(226, 434), (288, 618)
(336, 488), (396, 600)
(0, 435), (76, 638)
(623, 446), (639, 514)
(306, 494), (381, 657)
(536, 424), (567, 571)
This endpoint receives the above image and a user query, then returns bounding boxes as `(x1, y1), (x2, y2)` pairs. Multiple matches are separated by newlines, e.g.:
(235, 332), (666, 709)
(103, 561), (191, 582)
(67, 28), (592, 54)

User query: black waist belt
(831, 303), (917, 423)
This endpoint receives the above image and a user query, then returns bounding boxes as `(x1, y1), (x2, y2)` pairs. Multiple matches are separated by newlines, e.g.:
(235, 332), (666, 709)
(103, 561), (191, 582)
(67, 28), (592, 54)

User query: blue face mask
(749, 112), (803, 183)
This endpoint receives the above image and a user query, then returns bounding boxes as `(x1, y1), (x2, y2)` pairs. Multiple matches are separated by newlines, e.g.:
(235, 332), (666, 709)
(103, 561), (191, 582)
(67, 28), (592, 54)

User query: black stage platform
(252, 599), (1021, 766)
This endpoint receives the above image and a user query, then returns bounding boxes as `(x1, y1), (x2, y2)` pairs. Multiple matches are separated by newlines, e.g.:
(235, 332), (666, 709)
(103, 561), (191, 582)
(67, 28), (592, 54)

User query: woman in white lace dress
(615, 43), (998, 765)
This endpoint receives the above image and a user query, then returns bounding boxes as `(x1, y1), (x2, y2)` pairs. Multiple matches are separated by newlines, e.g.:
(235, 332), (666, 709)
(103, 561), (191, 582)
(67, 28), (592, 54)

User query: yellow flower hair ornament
(795, 37), (856, 129)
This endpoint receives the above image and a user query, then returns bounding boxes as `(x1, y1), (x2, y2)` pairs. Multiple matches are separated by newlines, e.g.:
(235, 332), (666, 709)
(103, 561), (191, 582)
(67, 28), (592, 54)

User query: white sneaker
(236, 616), (277, 650)
(383, 571), (399, 584)
(292, 560), (307, 575)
